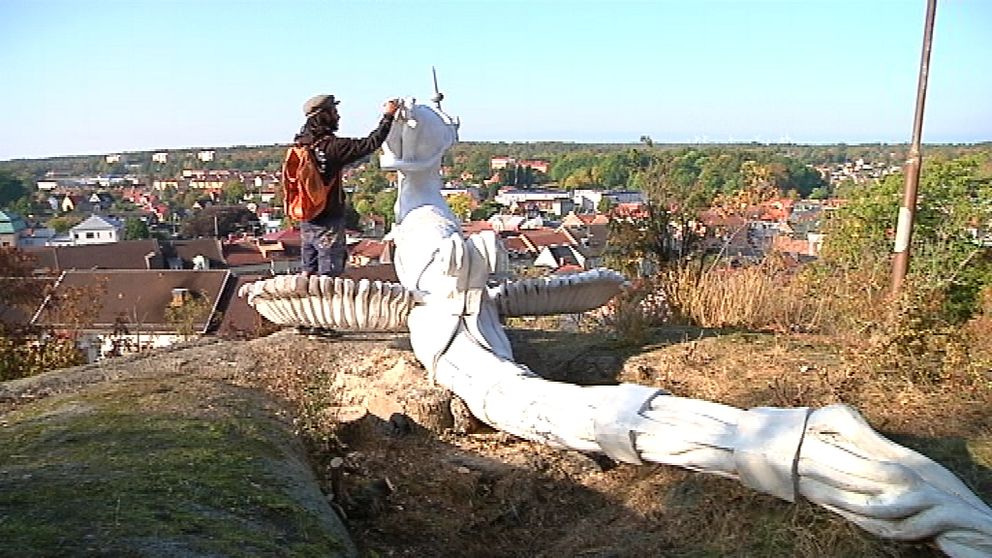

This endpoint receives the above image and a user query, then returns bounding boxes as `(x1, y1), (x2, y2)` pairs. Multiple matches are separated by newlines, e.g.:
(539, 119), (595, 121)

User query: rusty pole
(891, 0), (937, 294)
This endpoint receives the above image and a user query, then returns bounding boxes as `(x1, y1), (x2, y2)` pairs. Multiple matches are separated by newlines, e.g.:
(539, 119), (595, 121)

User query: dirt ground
(237, 326), (991, 558)
(3, 325), (989, 557)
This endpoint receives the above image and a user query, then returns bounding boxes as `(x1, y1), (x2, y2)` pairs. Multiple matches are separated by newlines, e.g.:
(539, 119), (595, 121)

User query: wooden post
(891, 0), (937, 294)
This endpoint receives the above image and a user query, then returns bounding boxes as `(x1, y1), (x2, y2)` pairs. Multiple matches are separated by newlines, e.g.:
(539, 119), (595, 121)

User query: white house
(152, 152), (168, 164)
(494, 189), (574, 217)
(572, 189), (645, 212)
(69, 214), (123, 245)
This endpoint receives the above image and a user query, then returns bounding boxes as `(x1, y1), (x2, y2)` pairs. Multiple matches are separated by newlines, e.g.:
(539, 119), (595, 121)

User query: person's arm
(325, 100), (399, 166)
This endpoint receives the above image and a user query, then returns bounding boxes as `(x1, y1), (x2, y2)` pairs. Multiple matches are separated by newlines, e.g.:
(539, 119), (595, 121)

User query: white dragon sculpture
(240, 96), (992, 557)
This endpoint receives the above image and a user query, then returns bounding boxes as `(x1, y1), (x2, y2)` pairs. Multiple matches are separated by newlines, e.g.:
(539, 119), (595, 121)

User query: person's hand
(383, 99), (400, 117)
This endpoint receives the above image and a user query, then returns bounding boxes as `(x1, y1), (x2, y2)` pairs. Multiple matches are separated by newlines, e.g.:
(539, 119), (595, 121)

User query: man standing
(294, 94), (398, 278)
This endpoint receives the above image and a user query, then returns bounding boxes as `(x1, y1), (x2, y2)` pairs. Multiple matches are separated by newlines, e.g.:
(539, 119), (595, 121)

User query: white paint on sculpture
(241, 97), (992, 557)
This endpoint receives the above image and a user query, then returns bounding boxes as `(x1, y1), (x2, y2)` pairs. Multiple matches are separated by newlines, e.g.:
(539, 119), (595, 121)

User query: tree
(47, 215), (82, 234)
(821, 155), (992, 322)
(180, 206), (255, 238)
(165, 291), (213, 341)
(371, 189), (397, 227)
(222, 180), (247, 204)
(640, 150), (717, 259)
(470, 200), (501, 221)
(0, 248), (88, 380)
(123, 217), (150, 240)
(446, 193), (474, 222)
(0, 169), (30, 208)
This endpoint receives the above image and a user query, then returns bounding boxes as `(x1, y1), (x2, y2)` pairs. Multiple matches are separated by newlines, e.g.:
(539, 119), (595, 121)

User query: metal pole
(891, 0), (937, 294)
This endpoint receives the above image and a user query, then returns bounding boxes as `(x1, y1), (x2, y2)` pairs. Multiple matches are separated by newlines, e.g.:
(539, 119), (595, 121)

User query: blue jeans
(300, 214), (346, 276)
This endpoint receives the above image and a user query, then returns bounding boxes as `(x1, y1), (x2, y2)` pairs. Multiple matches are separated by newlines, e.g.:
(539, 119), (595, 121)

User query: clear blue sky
(1, 0), (989, 160)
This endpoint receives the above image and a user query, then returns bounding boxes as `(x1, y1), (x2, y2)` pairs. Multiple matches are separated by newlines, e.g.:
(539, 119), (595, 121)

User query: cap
(303, 94), (339, 117)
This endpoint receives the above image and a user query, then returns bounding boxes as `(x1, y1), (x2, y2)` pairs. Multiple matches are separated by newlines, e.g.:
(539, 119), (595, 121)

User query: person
(294, 94), (399, 278)
(293, 94), (398, 339)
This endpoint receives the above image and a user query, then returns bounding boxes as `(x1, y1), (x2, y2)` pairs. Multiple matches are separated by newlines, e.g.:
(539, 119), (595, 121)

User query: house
(197, 150), (215, 162)
(152, 152), (168, 164)
(0, 209), (28, 248)
(698, 210), (755, 257)
(572, 189), (645, 213)
(348, 239), (388, 267)
(534, 245), (584, 270)
(69, 214), (123, 245)
(560, 211), (608, 228)
(25, 239), (164, 273)
(494, 189), (574, 217)
(490, 157), (515, 170)
(152, 179), (180, 191)
(359, 214), (386, 238)
(487, 214), (526, 232)
(610, 202), (649, 221)
(461, 220), (494, 236)
(518, 159), (550, 174)
(557, 222), (609, 269)
(501, 227), (577, 270)
(31, 269), (230, 362)
(88, 191), (115, 211)
(223, 230), (300, 275)
(214, 274), (277, 340)
(163, 238), (226, 270)
(61, 194), (92, 214)
(19, 226), (57, 248)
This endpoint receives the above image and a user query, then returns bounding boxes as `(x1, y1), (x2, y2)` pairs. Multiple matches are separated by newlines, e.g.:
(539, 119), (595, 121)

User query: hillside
(1, 326), (989, 557)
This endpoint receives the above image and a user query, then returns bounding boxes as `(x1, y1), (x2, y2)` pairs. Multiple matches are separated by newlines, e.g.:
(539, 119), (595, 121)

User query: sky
(1, 0), (990, 160)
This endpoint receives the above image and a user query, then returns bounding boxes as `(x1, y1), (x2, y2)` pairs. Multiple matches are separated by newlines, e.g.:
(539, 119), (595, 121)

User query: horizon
(6, 139), (992, 165)
(2, 0), (991, 161)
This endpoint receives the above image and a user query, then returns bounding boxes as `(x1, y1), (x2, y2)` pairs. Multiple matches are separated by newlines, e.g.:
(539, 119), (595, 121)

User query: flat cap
(303, 94), (339, 117)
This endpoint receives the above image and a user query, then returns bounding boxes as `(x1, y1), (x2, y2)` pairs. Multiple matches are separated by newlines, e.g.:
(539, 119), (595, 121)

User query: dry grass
(662, 258), (831, 332)
(221, 324), (986, 558)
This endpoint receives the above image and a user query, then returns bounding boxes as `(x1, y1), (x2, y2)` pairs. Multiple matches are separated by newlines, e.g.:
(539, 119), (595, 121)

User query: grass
(1, 279), (988, 557)
(0, 375), (352, 558)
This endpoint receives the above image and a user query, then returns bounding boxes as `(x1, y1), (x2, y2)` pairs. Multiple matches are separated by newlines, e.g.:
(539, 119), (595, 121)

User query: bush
(661, 256), (828, 333)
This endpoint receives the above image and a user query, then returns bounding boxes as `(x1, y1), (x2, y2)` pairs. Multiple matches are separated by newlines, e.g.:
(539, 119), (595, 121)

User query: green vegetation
(603, 150), (992, 388)
(0, 249), (88, 381)
(122, 217), (150, 240)
(0, 374), (351, 557)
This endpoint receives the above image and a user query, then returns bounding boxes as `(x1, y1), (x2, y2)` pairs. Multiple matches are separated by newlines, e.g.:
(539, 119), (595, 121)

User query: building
(69, 214), (123, 245)
(572, 189), (645, 213)
(152, 152), (168, 164)
(25, 239), (164, 273)
(31, 269), (231, 362)
(494, 189), (574, 217)
(197, 150), (215, 162)
(0, 210), (28, 248)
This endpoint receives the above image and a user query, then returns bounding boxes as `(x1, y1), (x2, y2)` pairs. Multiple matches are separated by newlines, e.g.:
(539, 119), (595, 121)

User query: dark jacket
(298, 114), (395, 220)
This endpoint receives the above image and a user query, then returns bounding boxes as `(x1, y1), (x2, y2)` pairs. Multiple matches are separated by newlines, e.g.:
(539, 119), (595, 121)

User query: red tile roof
(461, 220), (494, 235)
(349, 239), (385, 260)
(262, 227), (300, 242)
(519, 229), (574, 251)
